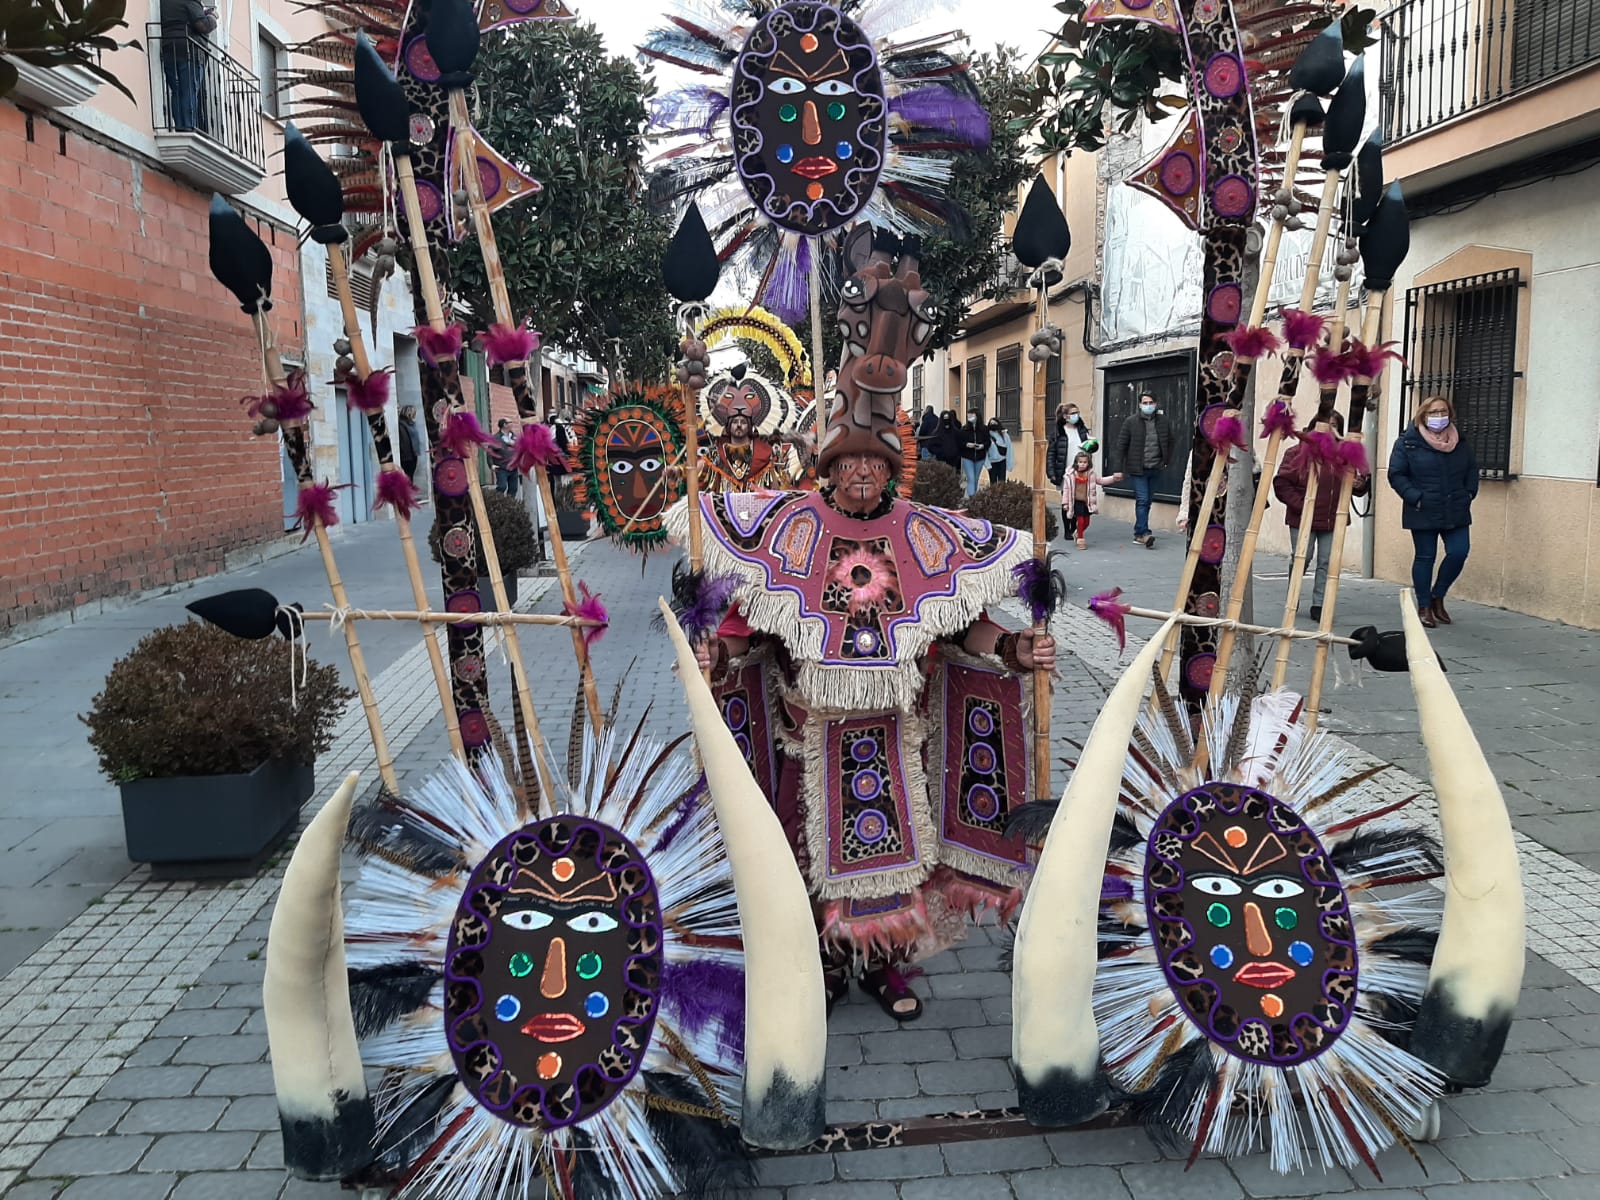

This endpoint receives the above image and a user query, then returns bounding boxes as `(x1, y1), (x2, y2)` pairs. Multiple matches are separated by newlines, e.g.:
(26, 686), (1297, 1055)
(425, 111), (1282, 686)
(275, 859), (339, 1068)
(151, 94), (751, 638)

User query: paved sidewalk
(1, 514), (1597, 1199)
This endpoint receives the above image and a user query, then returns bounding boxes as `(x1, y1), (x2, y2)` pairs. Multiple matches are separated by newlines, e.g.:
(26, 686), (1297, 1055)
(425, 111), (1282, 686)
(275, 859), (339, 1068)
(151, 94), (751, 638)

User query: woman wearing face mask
(959, 411), (993, 497)
(1387, 395), (1478, 628)
(985, 416), (1013, 485)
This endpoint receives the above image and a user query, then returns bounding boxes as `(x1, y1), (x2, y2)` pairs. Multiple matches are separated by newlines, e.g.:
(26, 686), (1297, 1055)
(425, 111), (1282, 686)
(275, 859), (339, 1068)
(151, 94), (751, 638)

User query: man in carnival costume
(699, 362), (805, 493)
(671, 227), (1054, 1021)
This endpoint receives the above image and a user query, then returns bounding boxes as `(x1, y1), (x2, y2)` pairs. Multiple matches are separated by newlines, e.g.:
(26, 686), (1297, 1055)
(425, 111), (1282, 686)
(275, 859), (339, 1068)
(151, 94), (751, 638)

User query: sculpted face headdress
(570, 386), (689, 553)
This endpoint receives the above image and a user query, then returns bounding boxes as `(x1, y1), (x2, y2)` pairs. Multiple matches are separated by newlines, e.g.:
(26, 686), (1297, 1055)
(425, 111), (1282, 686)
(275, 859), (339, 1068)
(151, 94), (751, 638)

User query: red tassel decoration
(1089, 587), (1131, 652)
(413, 323), (466, 367)
(1280, 307), (1327, 351)
(1260, 400), (1297, 440)
(440, 409), (494, 458)
(509, 422), (565, 475)
(1222, 324), (1283, 361)
(374, 467), (422, 518)
(345, 367), (393, 413)
(293, 480), (346, 542)
(1206, 414), (1247, 453)
(242, 370), (313, 424)
(481, 323), (541, 367)
(562, 582), (609, 647)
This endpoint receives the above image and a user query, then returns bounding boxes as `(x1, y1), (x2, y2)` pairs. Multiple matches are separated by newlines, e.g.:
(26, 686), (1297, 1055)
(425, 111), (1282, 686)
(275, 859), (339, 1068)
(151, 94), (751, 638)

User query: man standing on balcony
(159, 0), (217, 133)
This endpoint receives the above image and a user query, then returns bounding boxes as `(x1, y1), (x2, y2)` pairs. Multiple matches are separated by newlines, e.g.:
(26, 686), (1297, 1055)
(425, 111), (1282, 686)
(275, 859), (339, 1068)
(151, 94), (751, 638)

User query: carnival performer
(699, 362), (802, 493)
(669, 228), (1055, 1022)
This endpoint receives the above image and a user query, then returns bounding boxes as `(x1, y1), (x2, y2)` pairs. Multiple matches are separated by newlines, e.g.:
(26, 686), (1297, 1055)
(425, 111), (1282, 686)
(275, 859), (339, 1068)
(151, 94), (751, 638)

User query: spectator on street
(984, 417), (1012, 485)
(1063, 450), (1123, 549)
(915, 407), (939, 459)
(1274, 411), (1369, 621)
(932, 411), (963, 470)
(1115, 392), (1172, 547)
(1388, 394), (1478, 629)
(493, 419), (519, 497)
(959, 411), (992, 496)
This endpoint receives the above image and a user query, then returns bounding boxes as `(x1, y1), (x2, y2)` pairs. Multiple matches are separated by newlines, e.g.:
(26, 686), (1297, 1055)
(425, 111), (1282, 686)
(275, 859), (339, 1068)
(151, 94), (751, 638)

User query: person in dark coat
(958, 412), (993, 496)
(1047, 404), (1091, 486)
(1388, 394), (1478, 628)
(1274, 411), (1370, 621)
(915, 406), (939, 458)
(932, 411), (963, 470)
(1114, 393), (1173, 547)
(398, 405), (421, 482)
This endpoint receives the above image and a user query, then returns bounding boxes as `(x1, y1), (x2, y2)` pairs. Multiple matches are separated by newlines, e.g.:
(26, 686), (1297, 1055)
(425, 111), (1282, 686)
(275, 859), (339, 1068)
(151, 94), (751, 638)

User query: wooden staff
(446, 90), (604, 733)
(1028, 270), (1054, 804)
(1158, 410), (1235, 688)
(1120, 603), (1359, 647)
(252, 311), (399, 796)
(326, 243), (465, 762)
(300, 609), (606, 628)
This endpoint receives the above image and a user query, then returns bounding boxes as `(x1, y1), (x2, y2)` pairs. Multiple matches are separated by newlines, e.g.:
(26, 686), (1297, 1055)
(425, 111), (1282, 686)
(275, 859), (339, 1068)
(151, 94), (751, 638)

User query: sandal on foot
(860, 966), (923, 1022)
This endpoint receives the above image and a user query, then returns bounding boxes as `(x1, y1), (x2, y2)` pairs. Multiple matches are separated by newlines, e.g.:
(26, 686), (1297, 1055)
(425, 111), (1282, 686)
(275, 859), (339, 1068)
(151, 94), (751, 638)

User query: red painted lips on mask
(1233, 962), (1296, 989)
(792, 157), (839, 180)
(520, 1013), (587, 1042)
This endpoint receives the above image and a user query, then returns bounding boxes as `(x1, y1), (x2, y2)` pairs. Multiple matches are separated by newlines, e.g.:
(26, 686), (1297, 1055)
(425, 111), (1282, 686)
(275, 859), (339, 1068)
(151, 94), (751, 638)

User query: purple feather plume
(1334, 439), (1370, 476)
(1101, 873), (1135, 902)
(1311, 346), (1358, 386)
(413, 323), (465, 367)
(655, 777), (706, 855)
(660, 959), (745, 1060)
(373, 467), (421, 518)
(665, 565), (741, 643)
(1013, 557), (1065, 624)
(344, 367), (392, 413)
(293, 480), (345, 542)
(562, 582), (608, 648)
(243, 370), (313, 424)
(1089, 587), (1131, 651)
(889, 86), (991, 148)
(1222, 324), (1283, 361)
(509, 423), (565, 474)
(763, 237), (810, 326)
(1281, 307), (1327, 351)
(481, 322), (540, 368)
(1260, 400), (1297, 440)
(1348, 338), (1404, 380)
(440, 409), (494, 458)
(1207, 414), (1247, 452)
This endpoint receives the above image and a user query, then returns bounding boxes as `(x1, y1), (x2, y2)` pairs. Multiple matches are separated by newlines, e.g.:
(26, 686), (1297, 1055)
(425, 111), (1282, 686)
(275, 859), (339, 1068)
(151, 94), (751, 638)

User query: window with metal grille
(1401, 269), (1523, 479)
(1511, 0), (1600, 90)
(1045, 342), (1062, 412)
(996, 345), (1023, 436)
(257, 29), (286, 119)
(964, 355), (986, 421)
(911, 363), (924, 413)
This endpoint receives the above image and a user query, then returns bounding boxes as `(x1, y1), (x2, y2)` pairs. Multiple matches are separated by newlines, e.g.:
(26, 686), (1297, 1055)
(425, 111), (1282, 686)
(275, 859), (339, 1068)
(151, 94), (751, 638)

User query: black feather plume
(1012, 555), (1067, 624)
(1370, 927), (1441, 966)
(349, 964), (440, 1037)
(1331, 827), (1442, 878)
(642, 1073), (756, 1198)
(1005, 800), (1058, 841)
(566, 1127), (626, 1200)
(371, 1074), (454, 1172)
(1126, 1039), (1217, 1151)
(347, 795), (462, 876)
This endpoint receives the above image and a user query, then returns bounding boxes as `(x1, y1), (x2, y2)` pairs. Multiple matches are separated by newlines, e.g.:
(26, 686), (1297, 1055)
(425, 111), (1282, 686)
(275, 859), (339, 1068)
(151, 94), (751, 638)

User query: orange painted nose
(1243, 902), (1273, 958)
(541, 936), (567, 999)
(802, 100), (821, 145)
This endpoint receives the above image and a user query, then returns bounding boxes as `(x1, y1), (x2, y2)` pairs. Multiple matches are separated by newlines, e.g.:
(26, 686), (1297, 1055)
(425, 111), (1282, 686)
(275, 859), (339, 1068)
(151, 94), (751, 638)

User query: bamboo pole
(1248, 122), (1307, 331)
(327, 243), (465, 762)
(253, 311), (399, 796)
(1158, 415), (1234, 686)
(299, 609), (606, 628)
(1028, 275), (1053, 804)
(447, 91), (604, 733)
(1120, 604), (1359, 647)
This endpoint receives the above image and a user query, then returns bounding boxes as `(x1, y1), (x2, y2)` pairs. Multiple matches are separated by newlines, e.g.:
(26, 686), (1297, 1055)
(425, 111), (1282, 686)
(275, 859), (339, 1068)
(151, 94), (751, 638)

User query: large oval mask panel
(1144, 783), (1357, 1066)
(444, 817), (664, 1129)
(730, 1), (887, 235)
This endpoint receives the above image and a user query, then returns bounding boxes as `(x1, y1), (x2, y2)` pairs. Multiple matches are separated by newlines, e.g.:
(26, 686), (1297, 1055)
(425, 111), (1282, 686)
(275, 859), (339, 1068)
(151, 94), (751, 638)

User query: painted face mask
(445, 816), (664, 1129)
(572, 389), (687, 552)
(730, 2), (887, 235)
(1145, 782), (1357, 1065)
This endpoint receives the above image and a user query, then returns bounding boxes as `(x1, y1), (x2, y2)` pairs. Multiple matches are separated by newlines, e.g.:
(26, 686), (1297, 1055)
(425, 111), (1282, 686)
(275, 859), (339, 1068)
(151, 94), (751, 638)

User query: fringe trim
(800, 707), (937, 902)
(819, 894), (933, 963)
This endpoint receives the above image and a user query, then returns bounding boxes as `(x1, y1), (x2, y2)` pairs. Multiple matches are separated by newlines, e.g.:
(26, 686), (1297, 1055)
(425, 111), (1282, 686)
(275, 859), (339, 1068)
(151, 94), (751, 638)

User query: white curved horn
(1402, 594), (1524, 1086)
(660, 599), (827, 1149)
(1013, 621), (1174, 1125)
(264, 772), (375, 1178)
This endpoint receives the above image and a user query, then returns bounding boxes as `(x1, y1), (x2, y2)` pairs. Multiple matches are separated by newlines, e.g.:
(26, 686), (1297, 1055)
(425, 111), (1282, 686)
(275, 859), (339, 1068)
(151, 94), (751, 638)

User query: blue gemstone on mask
(1288, 940), (1314, 966)
(1209, 944), (1234, 969)
(495, 994), (521, 1022)
(836, 141), (853, 159)
(585, 991), (610, 1019)
(776, 144), (795, 164)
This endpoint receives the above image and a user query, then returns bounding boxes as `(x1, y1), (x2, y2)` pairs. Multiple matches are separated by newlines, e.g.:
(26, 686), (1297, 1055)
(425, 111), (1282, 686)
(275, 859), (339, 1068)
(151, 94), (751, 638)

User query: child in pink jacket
(1064, 450), (1123, 548)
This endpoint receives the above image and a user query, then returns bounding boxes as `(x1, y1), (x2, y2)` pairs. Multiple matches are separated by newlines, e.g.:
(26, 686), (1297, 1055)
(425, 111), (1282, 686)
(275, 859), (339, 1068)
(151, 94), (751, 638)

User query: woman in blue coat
(1387, 395), (1478, 628)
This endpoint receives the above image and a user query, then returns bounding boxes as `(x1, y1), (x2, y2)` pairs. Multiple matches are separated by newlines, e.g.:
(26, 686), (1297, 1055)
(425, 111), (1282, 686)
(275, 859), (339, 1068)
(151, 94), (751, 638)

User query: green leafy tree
(1, 0), (140, 101)
(732, 336), (786, 386)
(446, 21), (676, 383)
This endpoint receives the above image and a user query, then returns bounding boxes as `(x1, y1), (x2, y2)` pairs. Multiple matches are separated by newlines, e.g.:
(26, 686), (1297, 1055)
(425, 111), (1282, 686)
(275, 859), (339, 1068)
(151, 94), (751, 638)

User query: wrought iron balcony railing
(146, 24), (266, 174)
(1380, 0), (1600, 141)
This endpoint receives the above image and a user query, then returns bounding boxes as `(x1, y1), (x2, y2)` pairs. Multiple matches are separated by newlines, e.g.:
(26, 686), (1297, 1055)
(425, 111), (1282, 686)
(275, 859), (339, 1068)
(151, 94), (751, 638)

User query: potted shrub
(551, 475), (591, 542)
(909, 459), (964, 509)
(429, 488), (539, 606)
(82, 622), (352, 878)
(965, 478), (1060, 541)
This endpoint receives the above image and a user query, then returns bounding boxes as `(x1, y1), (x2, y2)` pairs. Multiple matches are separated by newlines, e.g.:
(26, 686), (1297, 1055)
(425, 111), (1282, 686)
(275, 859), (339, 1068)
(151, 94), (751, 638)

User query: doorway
(1100, 352), (1197, 504)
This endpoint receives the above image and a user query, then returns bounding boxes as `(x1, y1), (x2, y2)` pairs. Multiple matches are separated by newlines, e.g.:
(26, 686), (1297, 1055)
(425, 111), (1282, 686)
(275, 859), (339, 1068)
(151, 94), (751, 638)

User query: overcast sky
(582, 0), (1063, 71)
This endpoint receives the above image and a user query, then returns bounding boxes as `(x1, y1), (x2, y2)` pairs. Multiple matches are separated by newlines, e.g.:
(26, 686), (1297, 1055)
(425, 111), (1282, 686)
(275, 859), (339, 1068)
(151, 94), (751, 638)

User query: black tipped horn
(1290, 92), (1326, 130)
(1320, 57), (1367, 170)
(424, 0), (481, 87)
(1347, 625), (1411, 673)
(283, 125), (348, 244)
(1352, 127), (1385, 230)
(208, 194), (274, 314)
(662, 202), (720, 303)
(1359, 182), (1411, 291)
(188, 588), (286, 640)
(353, 32), (413, 146)
(1290, 21), (1347, 96)
(1011, 174), (1071, 270)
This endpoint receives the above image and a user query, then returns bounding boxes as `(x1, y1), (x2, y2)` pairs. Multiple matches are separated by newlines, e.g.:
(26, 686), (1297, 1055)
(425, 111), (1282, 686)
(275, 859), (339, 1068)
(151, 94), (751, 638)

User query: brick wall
(0, 104), (304, 634)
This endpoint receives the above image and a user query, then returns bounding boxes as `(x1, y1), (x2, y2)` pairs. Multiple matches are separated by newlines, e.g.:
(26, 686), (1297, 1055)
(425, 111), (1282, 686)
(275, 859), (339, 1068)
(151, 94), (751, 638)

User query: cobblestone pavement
(2, 513), (1598, 1199)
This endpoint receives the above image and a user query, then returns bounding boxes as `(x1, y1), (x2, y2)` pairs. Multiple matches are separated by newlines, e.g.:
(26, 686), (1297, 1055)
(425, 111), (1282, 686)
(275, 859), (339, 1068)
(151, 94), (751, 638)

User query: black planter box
(478, 573), (518, 607)
(556, 510), (590, 541)
(120, 758), (314, 879)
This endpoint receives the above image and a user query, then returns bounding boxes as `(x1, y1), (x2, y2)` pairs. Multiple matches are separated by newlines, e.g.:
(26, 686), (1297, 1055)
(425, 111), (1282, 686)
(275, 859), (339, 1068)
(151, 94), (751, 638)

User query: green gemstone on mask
(1275, 906), (1298, 930)
(779, 103), (798, 123)
(576, 952), (603, 980)
(1206, 902), (1231, 928)
(827, 101), (846, 121)
(509, 952), (535, 978)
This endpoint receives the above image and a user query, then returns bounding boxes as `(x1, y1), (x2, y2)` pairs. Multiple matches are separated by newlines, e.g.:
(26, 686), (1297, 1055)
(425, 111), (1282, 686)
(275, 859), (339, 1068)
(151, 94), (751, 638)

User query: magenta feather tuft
(373, 468), (421, 518)
(481, 323), (541, 367)
(1207, 414), (1247, 452)
(562, 582), (608, 648)
(1222, 324), (1283, 361)
(1298, 429), (1339, 469)
(413, 323), (465, 367)
(1348, 338), (1404, 380)
(509, 422), (565, 474)
(1260, 401), (1297, 440)
(1310, 346), (1358, 386)
(293, 480), (345, 542)
(1281, 308), (1327, 351)
(344, 367), (393, 413)
(242, 370), (313, 424)
(440, 409), (494, 458)
(1089, 587), (1132, 652)
(1334, 439), (1370, 476)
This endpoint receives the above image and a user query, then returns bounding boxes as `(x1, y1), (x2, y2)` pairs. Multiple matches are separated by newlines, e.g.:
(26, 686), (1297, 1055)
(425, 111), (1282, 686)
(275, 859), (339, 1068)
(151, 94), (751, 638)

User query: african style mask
(445, 816), (664, 1129)
(1144, 782), (1357, 1066)
(730, 2), (887, 235)
(572, 389), (687, 551)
